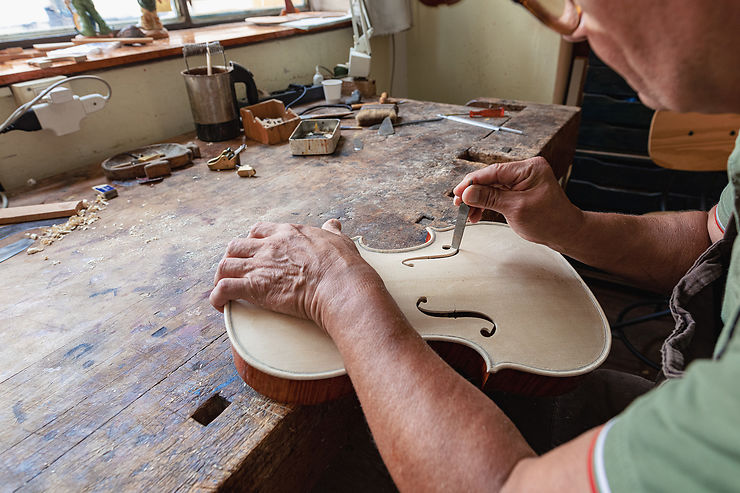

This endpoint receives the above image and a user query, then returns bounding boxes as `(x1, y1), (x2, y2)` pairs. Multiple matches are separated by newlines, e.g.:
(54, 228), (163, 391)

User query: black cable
(611, 300), (669, 371)
(298, 104), (352, 115)
(285, 85), (308, 109)
(318, 65), (334, 77)
(0, 109), (41, 133)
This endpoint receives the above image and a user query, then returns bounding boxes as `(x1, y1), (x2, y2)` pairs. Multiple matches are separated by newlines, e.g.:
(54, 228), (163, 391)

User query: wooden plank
(0, 200), (83, 225)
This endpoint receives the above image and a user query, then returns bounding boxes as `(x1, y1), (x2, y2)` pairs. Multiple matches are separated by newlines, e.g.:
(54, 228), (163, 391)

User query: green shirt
(592, 135), (740, 492)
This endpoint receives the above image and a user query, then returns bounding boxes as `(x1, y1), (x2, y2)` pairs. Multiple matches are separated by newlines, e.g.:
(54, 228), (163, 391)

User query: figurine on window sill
(64, 0), (113, 38)
(137, 0), (169, 39)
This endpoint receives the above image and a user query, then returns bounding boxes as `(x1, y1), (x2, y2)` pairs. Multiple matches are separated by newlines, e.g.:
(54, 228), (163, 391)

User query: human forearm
(324, 290), (535, 492)
(452, 159), (712, 293)
(556, 210), (711, 292)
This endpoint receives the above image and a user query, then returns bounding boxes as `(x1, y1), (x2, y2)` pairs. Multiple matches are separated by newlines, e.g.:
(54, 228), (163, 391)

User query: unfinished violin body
(225, 222), (610, 404)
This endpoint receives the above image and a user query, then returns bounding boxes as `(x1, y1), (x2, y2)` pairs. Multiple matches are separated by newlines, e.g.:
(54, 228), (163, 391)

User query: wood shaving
(36, 195), (108, 250)
(26, 247), (44, 255)
(255, 117), (284, 128)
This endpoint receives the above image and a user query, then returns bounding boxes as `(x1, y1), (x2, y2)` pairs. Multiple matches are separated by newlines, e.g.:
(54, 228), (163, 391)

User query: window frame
(0, 0), (301, 50)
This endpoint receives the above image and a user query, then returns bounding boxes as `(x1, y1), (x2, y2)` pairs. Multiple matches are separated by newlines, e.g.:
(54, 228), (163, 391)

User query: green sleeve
(592, 321), (740, 492)
(716, 183), (733, 233)
(715, 133), (740, 232)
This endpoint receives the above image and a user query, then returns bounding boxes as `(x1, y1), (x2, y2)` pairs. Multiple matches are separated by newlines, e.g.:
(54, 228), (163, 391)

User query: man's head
(419, 0), (740, 114)
(570, 0), (740, 113)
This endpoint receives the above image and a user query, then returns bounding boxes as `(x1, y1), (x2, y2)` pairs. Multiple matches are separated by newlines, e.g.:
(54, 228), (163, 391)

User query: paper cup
(322, 79), (342, 103)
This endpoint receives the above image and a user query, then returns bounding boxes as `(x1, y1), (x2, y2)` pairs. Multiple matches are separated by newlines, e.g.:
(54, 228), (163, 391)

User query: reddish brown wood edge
(231, 339), (584, 405)
(230, 345), (354, 405)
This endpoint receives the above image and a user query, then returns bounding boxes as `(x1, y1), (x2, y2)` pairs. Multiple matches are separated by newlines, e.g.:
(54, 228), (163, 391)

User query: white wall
(405, 0), (571, 105)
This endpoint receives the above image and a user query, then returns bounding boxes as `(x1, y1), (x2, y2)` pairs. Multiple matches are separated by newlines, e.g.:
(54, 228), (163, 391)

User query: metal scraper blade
(451, 203), (470, 251)
(378, 116), (395, 136)
(0, 238), (34, 263)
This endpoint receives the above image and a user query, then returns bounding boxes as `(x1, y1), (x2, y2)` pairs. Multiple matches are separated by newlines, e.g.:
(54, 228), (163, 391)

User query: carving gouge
(451, 203), (470, 251)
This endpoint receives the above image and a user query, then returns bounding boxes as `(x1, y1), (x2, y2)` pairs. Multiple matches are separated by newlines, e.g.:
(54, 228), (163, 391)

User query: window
(0, 0), (305, 44)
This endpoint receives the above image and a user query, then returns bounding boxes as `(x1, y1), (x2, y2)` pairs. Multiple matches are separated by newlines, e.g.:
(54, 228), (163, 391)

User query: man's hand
(209, 219), (385, 332)
(453, 157), (584, 251)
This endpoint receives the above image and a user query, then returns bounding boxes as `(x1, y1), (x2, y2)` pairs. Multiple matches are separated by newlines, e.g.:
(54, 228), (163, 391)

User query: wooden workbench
(0, 98), (579, 491)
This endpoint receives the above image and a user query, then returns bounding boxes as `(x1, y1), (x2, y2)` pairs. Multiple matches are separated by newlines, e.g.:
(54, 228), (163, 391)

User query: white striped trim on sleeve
(593, 419), (616, 493)
(715, 205), (726, 233)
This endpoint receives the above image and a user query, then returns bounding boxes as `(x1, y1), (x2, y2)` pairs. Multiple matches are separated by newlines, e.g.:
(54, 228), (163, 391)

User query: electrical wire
(0, 75), (112, 133)
(390, 33), (395, 96)
(285, 85), (308, 110)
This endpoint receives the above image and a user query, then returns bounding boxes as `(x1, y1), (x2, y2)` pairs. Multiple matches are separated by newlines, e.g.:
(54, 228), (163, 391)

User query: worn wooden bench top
(0, 98), (579, 491)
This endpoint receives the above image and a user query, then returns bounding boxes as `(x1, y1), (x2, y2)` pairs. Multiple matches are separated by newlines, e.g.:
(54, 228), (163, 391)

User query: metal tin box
(288, 119), (341, 155)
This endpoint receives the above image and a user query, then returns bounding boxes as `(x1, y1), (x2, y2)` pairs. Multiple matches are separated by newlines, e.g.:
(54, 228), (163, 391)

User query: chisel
(0, 238), (34, 263)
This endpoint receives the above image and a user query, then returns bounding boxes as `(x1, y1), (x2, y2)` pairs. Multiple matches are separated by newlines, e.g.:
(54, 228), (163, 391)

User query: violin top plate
(225, 222), (610, 381)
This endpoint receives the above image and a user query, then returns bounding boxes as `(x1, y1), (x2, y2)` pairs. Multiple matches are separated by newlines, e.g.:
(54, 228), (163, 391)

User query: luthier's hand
(453, 157), (584, 251)
(209, 219), (386, 331)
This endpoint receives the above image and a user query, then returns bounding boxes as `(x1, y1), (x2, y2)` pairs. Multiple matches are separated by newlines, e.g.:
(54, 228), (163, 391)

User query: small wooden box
(289, 119), (341, 155)
(240, 99), (300, 145)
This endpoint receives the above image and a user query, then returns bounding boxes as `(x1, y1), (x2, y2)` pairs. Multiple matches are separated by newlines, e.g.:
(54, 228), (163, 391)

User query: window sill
(0, 20), (350, 87)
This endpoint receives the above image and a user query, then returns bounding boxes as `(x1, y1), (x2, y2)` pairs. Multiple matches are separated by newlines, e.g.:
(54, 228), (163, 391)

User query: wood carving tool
(0, 238), (34, 263)
(437, 114), (524, 135)
(450, 203), (470, 250)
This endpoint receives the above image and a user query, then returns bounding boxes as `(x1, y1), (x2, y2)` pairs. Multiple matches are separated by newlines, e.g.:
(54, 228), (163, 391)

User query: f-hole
(402, 248), (458, 267)
(416, 297), (496, 337)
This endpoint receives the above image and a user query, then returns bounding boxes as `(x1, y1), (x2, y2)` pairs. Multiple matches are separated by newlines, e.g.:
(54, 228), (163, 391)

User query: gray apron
(663, 218), (736, 378)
